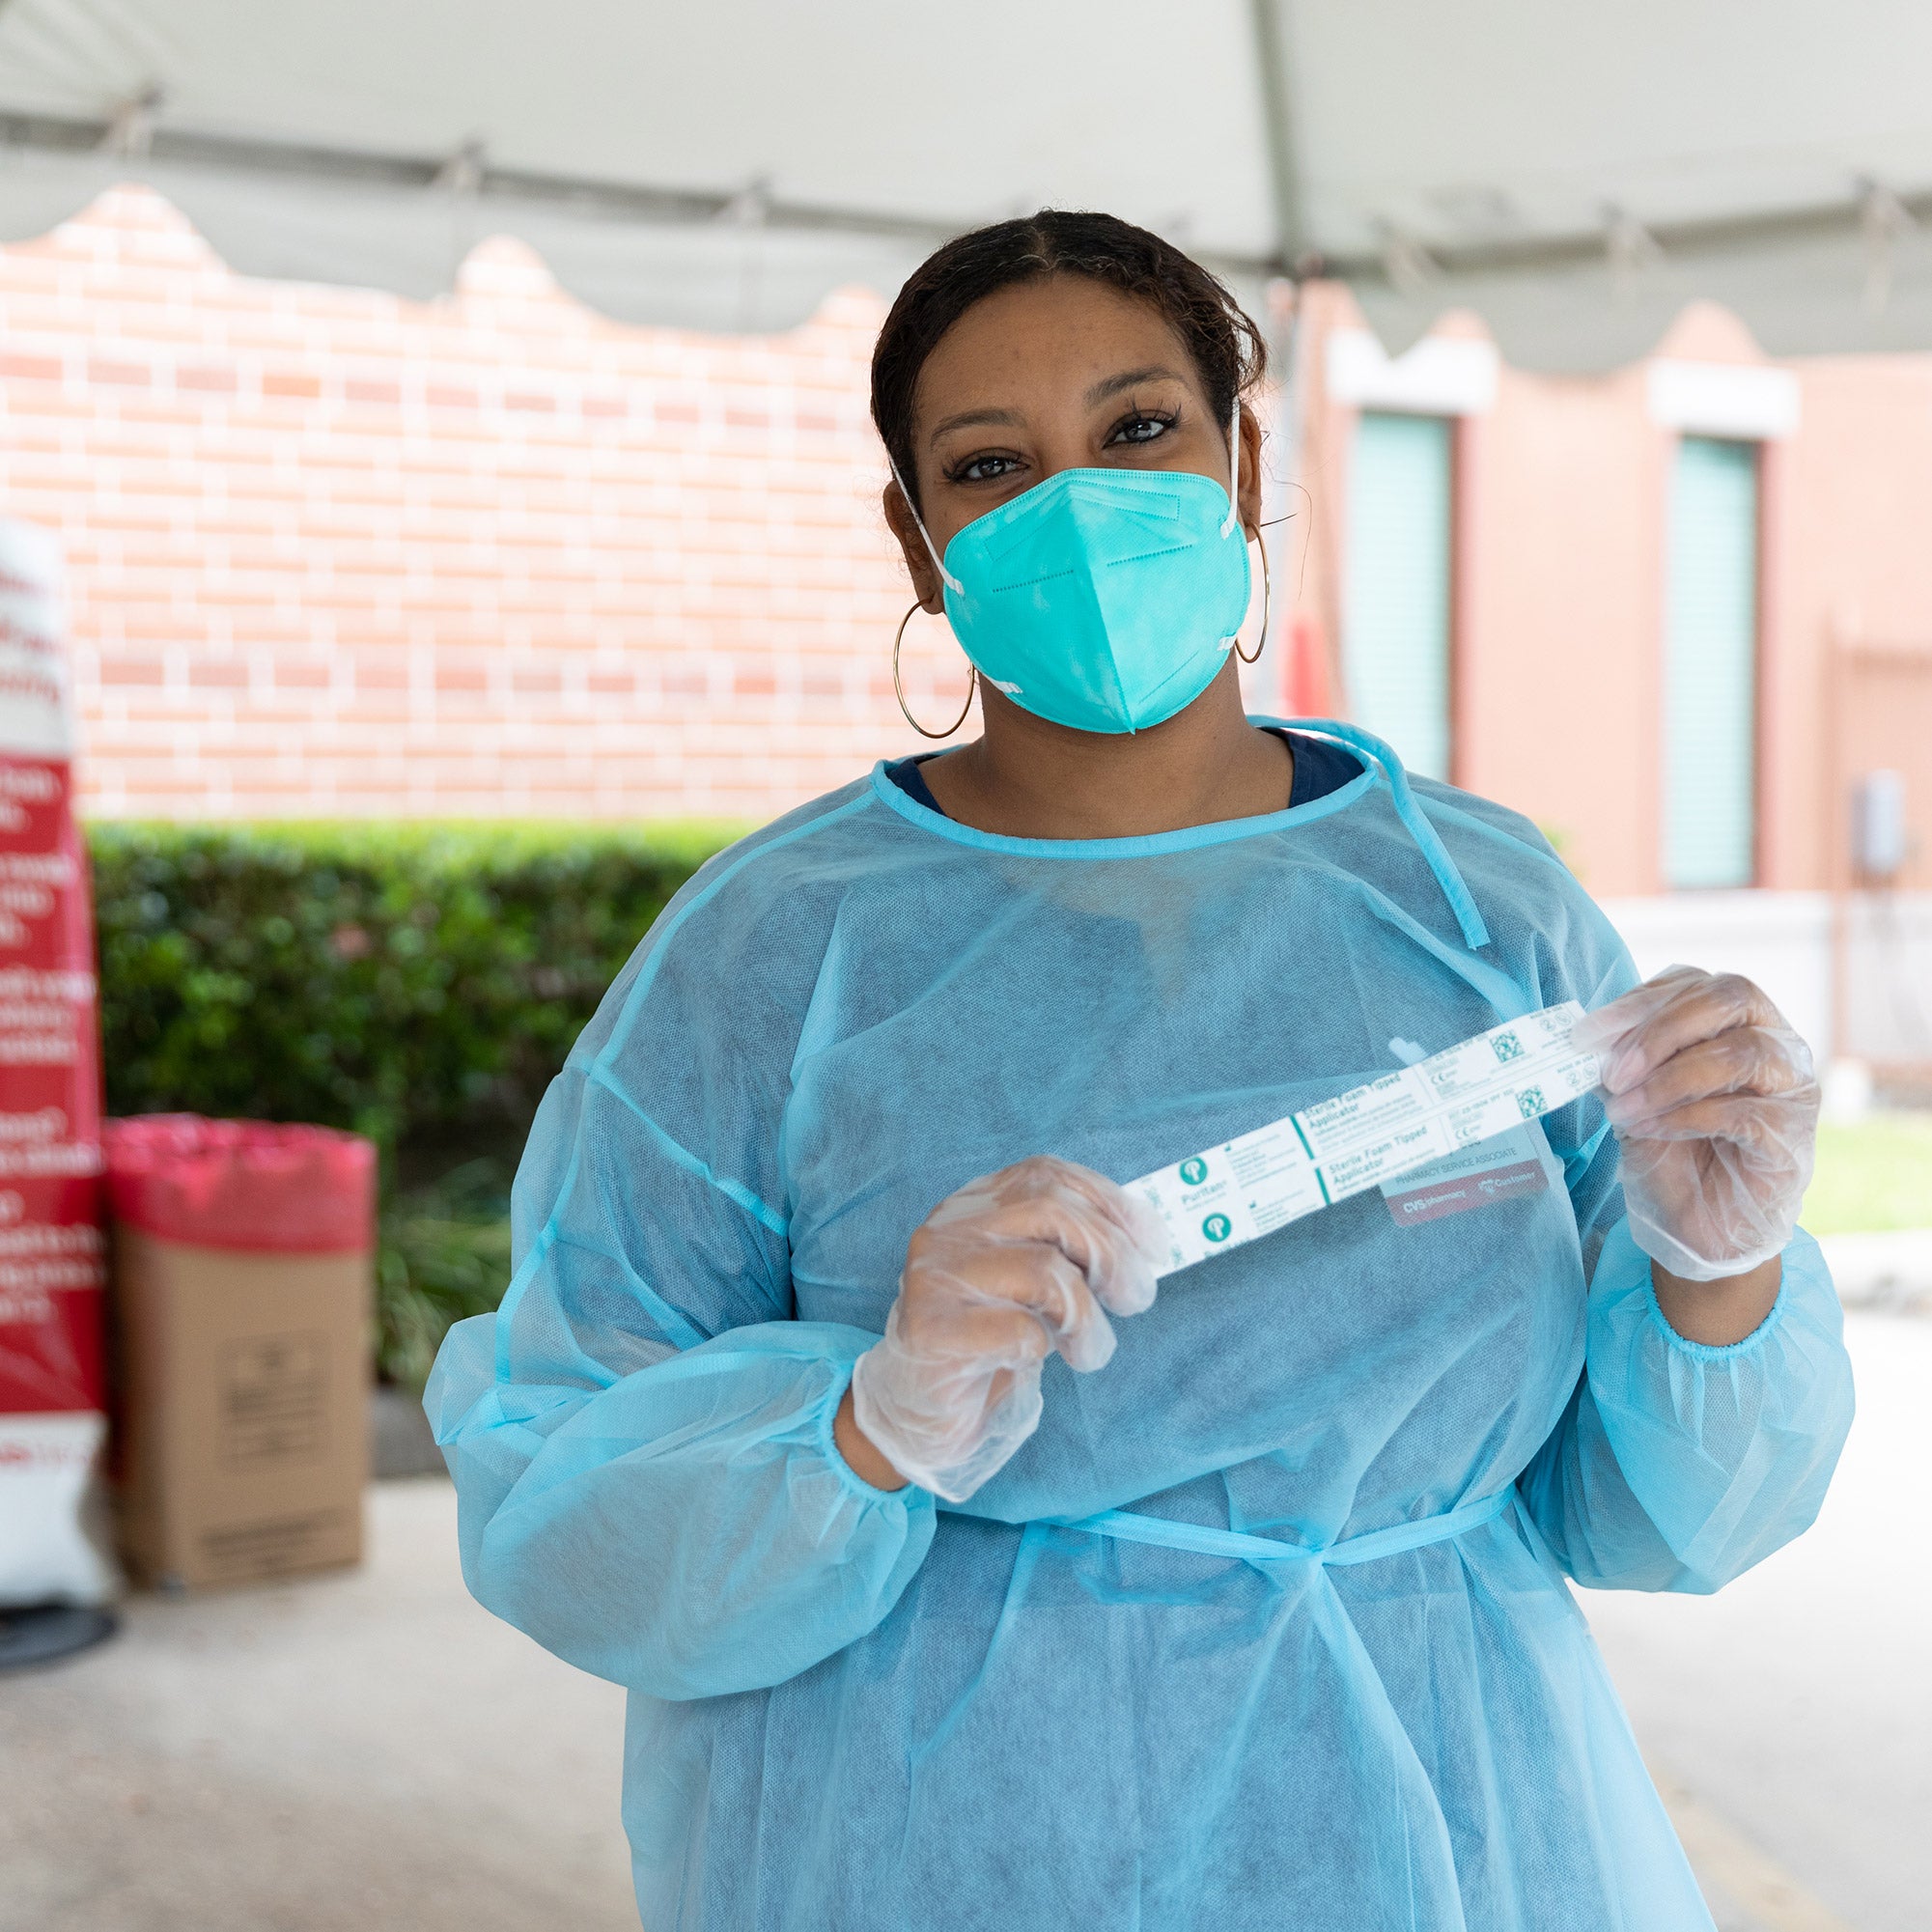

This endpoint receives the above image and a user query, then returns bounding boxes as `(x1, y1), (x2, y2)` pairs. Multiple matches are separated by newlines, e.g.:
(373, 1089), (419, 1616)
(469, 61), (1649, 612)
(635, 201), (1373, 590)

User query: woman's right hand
(844, 1156), (1167, 1502)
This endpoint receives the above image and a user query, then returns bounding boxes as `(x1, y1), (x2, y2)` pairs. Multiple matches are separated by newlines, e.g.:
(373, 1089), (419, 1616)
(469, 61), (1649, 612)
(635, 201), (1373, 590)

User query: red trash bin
(104, 1116), (377, 1592)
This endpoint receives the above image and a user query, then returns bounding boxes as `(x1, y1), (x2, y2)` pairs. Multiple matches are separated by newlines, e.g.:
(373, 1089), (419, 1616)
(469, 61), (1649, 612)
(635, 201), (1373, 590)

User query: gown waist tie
(1034, 1487), (1514, 1569)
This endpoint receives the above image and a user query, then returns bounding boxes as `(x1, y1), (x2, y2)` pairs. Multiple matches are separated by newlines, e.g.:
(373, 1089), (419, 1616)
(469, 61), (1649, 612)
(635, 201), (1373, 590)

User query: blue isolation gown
(429, 722), (1853, 1932)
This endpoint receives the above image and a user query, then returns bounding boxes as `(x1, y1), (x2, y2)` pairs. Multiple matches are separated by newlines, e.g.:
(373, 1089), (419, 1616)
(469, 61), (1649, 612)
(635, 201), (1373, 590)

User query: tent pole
(1246, 0), (1307, 276)
(1259, 279), (1304, 714)
(1246, 1), (1311, 709)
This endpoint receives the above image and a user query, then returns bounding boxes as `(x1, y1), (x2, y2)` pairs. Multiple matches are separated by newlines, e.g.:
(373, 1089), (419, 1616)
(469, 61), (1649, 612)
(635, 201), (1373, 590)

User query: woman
(431, 211), (1851, 1931)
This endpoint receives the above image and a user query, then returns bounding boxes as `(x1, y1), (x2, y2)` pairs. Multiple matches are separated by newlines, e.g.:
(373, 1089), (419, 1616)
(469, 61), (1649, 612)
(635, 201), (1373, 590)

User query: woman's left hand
(1573, 966), (1820, 1285)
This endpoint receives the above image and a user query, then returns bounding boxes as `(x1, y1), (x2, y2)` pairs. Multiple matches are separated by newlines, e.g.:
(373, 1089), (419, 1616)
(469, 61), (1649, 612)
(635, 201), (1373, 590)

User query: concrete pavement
(0, 1480), (637, 1932)
(1584, 1311), (1930, 1932)
(2, 1312), (1920, 1931)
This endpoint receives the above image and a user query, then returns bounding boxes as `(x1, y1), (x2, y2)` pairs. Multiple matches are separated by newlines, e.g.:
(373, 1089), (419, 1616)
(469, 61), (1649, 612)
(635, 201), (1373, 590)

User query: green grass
(1805, 1112), (1932, 1236)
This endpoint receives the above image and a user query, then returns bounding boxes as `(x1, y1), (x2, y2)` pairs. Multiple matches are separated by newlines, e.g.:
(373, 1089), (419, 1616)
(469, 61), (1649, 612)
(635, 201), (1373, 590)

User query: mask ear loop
(1218, 390), (1243, 540)
(1223, 385), (1270, 660)
(885, 455), (964, 596)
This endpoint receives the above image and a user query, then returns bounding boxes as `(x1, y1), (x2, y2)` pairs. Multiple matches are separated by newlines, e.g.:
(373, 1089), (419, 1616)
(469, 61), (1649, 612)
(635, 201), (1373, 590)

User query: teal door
(1664, 437), (1759, 888)
(1342, 411), (1453, 781)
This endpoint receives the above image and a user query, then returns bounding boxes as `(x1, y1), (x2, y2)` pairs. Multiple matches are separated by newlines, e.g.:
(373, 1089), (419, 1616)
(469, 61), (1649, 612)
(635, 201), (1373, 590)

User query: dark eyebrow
(927, 406), (1023, 444)
(1084, 364), (1185, 406)
(928, 366), (1189, 446)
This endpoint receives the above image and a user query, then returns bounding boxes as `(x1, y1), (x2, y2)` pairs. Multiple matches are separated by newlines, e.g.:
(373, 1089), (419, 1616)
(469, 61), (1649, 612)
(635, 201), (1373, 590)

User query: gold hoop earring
(893, 601), (977, 740)
(1233, 540), (1271, 665)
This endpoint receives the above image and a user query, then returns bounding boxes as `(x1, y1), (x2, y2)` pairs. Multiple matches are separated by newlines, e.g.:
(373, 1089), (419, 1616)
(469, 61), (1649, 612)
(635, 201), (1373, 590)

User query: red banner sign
(0, 519), (111, 1605)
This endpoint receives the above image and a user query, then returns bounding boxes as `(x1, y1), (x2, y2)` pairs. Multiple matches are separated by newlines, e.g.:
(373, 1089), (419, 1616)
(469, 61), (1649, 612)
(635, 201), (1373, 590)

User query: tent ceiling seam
(0, 107), (1286, 278)
(1318, 183), (1932, 288)
(8, 104), (1926, 316)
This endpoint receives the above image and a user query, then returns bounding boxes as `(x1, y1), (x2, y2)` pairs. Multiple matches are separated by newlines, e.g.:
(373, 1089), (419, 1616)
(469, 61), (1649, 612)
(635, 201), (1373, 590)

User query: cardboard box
(113, 1225), (369, 1591)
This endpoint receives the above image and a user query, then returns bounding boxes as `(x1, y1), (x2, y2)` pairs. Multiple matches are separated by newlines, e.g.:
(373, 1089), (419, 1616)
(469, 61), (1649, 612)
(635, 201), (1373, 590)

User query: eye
(938, 448), (1027, 487)
(1107, 409), (1176, 448)
(945, 451), (1022, 484)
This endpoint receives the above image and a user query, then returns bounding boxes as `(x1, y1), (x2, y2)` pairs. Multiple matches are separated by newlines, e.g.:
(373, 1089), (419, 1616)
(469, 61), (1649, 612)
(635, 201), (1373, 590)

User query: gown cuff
(816, 1359), (926, 1506)
(1640, 1254), (1789, 1361)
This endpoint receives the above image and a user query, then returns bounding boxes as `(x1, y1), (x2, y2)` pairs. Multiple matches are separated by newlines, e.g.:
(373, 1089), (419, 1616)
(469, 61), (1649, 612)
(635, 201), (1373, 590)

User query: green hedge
(89, 820), (737, 1151)
(89, 820), (742, 1383)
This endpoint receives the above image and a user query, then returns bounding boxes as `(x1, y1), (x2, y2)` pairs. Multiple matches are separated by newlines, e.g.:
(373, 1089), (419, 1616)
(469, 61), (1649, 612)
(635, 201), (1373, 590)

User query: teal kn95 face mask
(890, 397), (1253, 735)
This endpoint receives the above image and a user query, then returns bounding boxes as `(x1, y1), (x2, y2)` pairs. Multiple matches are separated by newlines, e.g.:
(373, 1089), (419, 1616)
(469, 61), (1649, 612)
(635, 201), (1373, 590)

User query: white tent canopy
(4, 0), (1932, 365)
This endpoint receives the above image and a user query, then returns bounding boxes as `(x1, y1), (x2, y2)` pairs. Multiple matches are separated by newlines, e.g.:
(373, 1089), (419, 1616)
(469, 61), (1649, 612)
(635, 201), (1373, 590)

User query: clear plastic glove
(1572, 966), (1820, 1282)
(849, 1155), (1166, 1502)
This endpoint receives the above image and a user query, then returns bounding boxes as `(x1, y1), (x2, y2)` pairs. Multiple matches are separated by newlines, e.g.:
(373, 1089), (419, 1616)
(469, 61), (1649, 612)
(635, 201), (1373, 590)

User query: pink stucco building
(1291, 285), (1932, 900)
(1286, 283), (1932, 1068)
(1, 188), (1926, 1065)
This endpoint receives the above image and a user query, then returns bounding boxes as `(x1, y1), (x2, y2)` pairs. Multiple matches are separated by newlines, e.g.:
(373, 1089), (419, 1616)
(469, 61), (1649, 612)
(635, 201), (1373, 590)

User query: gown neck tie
(1286, 717), (1493, 953)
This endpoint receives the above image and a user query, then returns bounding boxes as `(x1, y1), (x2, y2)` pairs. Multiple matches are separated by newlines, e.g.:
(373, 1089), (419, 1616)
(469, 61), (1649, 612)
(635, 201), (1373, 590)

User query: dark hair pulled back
(871, 209), (1267, 513)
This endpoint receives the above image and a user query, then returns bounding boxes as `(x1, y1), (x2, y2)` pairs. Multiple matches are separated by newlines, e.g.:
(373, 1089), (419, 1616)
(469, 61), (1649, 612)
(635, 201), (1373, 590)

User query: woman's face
(886, 274), (1262, 613)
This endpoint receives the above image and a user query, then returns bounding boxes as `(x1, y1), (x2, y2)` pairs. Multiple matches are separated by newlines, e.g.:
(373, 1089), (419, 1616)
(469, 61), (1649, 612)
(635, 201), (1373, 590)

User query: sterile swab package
(1130, 1002), (1602, 1276)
